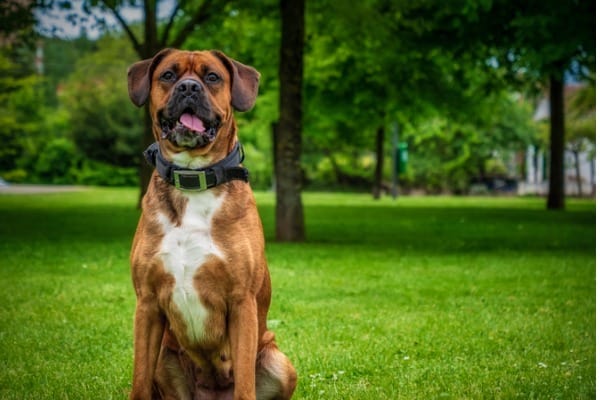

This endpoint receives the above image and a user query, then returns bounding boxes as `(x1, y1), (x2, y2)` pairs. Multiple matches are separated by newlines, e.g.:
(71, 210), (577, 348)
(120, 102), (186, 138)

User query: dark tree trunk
(274, 0), (305, 242)
(573, 150), (582, 197)
(135, 0), (160, 207)
(372, 126), (384, 199)
(138, 106), (155, 207)
(547, 73), (565, 210)
(271, 122), (277, 190)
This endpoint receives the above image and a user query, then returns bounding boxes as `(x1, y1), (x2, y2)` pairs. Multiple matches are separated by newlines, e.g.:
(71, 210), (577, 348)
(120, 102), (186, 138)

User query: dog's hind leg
(153, 328), (193, 400)
(154, 346), (192, 400)
(255, 331), (297, 400)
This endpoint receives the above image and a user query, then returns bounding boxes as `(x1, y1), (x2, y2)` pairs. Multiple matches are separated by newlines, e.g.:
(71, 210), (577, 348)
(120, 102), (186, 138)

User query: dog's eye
(160, 71), (176, 82)
(205, 72), (221, 83)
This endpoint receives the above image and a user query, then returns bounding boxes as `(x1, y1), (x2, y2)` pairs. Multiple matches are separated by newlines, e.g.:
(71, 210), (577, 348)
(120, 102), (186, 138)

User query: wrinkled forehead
(153, 51), (229, 80)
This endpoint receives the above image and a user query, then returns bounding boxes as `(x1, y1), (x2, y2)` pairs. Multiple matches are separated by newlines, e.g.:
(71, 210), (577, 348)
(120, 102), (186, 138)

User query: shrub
(60, 38), (143, 168)
(74, 160), (137, 187)
(34, 138), (79, 184)
(0, 168), (28, 183)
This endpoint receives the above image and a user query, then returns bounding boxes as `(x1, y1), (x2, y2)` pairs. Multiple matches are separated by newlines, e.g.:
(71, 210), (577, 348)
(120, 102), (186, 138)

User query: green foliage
(394, 91), (536, 193)
(504, 0), (595, 80)
(34, 138), (79, 183)
(0, 50), (72, 181)
(0, 33), (142, 185)
(0, 190), (594, 398)
(0, 52), (35, 171)
(75, 160), (138, 186)
(405, 118), (478, 193)
(7, 106), (73, 183)
(60, 35), (143, 167)
(0, 117), (24, 172)
(394, 0), (594, 85)
(0, 168), (27, 183)
(0, 40), (139, 187)
(0, 0), (36, 46)
(298, 0), (540, 191)
(41, 37), (98, 107)
(13, 0), (590, 192)
(566, 84), (596, 144)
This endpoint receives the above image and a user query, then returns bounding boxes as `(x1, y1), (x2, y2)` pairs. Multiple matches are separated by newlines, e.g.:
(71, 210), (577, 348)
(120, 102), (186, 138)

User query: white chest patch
(158, 191), (224, 343)
(171, 151), (211, 169)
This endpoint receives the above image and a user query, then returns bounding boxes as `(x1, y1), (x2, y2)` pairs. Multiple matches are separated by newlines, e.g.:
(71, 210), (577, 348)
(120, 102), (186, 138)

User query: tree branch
(106, 4), (143, 58)
(169, 0), (222, 49)
(160, 0), (184, 47)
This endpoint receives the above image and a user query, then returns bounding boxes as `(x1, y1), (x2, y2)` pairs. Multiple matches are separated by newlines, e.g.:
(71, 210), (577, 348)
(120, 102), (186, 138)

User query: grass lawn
(0, 188), (595, 399)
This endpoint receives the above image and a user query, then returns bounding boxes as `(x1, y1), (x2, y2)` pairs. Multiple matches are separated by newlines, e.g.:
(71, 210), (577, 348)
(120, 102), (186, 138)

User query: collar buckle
(173, 170), (208, 191)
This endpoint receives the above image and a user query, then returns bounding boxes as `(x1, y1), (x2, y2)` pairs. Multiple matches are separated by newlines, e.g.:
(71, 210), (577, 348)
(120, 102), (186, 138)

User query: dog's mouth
(159, 109), (221, 149)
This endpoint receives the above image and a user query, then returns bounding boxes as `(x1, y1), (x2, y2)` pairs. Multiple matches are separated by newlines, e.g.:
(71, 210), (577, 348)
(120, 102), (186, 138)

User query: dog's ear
(212, 51), (261, 112)
(127, 48), (174, 107)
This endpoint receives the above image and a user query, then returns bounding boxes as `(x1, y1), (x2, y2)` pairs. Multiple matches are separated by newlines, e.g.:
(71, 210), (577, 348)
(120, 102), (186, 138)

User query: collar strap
(143, 142), (249, 191)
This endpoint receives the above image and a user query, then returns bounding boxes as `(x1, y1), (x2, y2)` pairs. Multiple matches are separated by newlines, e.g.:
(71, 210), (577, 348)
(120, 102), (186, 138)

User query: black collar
(143, 141), (249, 191)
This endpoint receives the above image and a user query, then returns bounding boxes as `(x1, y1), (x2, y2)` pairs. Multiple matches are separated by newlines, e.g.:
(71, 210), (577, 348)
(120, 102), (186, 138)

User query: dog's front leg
(130, 295), (165, 400)
(229, 296), (259, 400)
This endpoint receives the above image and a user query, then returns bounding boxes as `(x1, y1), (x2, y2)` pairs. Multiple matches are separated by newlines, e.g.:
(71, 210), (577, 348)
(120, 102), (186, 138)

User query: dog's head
(127, 49), (259, 157)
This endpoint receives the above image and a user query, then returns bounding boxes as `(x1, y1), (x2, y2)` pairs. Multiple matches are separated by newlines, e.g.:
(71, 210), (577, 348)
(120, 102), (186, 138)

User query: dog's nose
(177, 79), (202, 97)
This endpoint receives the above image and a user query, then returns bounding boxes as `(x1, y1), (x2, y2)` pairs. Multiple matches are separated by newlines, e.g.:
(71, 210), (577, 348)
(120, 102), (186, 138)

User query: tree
(60, 35), (143, 167)
(398, 0), (595, 208)
(301, 1), (529, 194)
(547, 73), (566, 208)
(0, 0), (37, 175)
(403, 92), (535, 194)
(0, 54), (33, 172)
(274, 0), (305, 241)
(503, 1), (594, 209)
(0, 0), (35, 45)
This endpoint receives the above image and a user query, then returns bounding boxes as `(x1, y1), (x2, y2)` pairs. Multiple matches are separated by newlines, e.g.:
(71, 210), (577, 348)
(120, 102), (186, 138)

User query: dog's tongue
(179, 113), (206, 133)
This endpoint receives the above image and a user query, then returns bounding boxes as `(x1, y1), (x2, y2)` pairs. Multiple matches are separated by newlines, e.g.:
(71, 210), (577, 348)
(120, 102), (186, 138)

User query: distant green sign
(396, 142), (408, 174)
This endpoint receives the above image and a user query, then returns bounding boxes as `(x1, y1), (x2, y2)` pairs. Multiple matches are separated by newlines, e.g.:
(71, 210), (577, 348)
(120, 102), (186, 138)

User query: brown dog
(127, 49), (297, 400)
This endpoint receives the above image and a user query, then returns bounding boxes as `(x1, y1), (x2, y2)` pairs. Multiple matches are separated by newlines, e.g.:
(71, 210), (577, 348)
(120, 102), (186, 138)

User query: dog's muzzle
(159, 79), (222, 148)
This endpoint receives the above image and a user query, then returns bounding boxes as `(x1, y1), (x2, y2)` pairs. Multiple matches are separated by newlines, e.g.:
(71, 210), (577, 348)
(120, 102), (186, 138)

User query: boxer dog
(127, 49), (297, 400)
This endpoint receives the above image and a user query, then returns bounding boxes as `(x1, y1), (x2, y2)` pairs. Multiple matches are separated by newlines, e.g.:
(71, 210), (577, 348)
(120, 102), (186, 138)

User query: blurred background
(0, 0), (595, 201)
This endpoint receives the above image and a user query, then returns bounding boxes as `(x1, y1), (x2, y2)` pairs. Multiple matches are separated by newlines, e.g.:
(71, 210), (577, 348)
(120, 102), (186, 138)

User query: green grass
(0, 188), (595, 399)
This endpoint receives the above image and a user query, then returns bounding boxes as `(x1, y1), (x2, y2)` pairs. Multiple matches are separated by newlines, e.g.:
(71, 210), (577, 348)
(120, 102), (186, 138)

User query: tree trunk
(137, 0), (160, 207)
(271, 122), (277, 191)
(573, 150), (582, 197)
(547, 73), (565, 210)
(138, 106), (155, 207)
(372, 126), (384, 199)
(275, 0), (305, 242)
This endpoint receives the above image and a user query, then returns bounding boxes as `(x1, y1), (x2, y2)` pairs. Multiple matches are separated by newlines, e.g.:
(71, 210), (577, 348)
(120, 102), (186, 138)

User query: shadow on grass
(0, 190), (594, 255)
(259, 202), (595, 254)
(0, 194), (139, 245)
